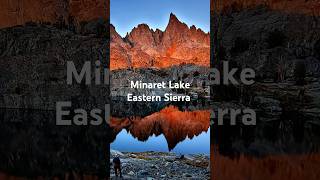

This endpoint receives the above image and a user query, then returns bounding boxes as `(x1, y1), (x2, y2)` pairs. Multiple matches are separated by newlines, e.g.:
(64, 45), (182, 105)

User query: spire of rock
(165, 13), (188, 34)
(168, 13), (183, 26)
(169, 13), (179, 22)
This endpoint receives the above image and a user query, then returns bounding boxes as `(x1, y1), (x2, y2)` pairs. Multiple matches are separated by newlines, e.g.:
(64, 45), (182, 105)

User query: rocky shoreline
(110, 150), (210, 180)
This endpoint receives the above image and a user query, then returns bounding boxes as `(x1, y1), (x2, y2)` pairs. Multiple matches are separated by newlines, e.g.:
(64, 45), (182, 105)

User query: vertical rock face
(163, 13), (190, 43)
(0, 0), (108, 28)
(0, 24), (109, 110)
(110, 24), (132, 70)
(127, 24), (157, 48)
(110, 13), (210, 70)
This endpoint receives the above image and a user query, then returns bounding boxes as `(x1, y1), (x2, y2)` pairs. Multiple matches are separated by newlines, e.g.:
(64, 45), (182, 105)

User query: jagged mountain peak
(130, 24), (154, 37)
(110, 13), (210, 70)
(110, 24), (116, 30)
(166, 13), (188, 30)
(135, 23), (151, 30)
(155, 28), (162, 33)
(169, 13), (180, 22)
(110, 24), (119, 36)
(190, 25), (197, 31)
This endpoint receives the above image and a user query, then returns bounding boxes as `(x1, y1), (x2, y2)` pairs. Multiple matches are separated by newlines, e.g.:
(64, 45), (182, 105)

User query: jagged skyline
(111, 0), (210, 37)
(111, 13), (209, 38)
(110, 12), (210, 70)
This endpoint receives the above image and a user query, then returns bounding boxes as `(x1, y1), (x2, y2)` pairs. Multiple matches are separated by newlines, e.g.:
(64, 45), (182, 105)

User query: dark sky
(111, 0), (210, 37)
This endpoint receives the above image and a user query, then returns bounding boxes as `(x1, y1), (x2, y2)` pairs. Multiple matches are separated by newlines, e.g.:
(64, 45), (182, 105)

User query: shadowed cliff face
(0, 24), (109, 110)
(110, 13), (210, 70)
(0, 0), (108, 28)
(110, 106), (210, 151)
(210, 0), (320, 98)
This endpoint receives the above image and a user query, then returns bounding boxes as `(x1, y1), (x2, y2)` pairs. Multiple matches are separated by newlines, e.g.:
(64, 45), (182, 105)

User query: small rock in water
(128, 171), (135, 176)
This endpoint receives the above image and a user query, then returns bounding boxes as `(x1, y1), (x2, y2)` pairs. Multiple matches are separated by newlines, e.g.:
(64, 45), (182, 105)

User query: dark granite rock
(0, 23), (109, 110)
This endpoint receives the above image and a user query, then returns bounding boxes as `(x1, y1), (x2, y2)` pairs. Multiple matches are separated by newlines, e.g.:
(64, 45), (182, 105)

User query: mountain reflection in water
(110, 106), (210, 154)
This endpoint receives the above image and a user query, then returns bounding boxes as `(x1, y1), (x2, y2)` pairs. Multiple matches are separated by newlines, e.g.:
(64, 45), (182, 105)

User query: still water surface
(110, 106), (210, 155)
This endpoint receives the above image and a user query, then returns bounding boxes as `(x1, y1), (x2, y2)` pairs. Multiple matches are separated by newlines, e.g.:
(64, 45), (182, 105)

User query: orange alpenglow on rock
(110, 106), (210, 150)
(110, 13), (210, 70)
(0, 0), (108, 28)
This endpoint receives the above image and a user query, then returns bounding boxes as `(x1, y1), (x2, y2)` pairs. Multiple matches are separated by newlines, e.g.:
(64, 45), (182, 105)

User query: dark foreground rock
(110, 150), (210, 180)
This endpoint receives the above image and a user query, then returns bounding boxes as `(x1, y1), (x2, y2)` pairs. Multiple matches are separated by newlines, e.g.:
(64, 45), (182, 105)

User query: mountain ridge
(110, 13), (210, 70)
